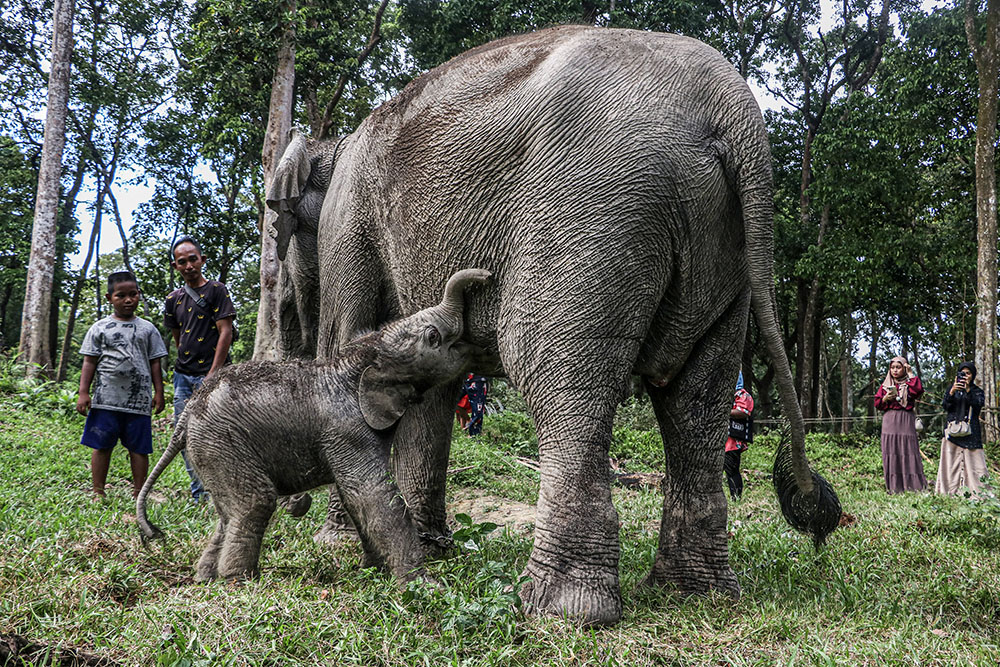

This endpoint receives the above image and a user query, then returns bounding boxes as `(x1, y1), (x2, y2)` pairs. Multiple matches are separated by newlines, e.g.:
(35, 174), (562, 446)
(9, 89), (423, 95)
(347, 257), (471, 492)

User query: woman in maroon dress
(873, 355), (926, 493)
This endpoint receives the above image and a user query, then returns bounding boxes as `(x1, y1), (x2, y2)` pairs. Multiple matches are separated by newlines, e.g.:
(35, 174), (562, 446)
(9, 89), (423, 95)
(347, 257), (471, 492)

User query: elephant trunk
(430, 268), (492, 333)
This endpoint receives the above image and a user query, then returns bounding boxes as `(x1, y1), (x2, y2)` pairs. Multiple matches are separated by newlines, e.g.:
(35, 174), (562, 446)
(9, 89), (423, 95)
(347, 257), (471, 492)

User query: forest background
(1, 0), (998, 435)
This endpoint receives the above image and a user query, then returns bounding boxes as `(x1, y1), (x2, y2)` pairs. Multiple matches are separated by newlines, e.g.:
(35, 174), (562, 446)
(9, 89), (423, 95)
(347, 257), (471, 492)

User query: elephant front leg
(520, 406), (623, 627)
(327, 439), (428, 583)
(641, 302), (746, 597)
(390, 381), (462, 553)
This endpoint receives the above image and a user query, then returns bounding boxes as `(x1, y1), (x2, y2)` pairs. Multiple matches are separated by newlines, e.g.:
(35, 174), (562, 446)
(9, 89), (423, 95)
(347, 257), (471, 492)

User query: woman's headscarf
(882, 355), (911, 408)
(958, 361), (977, 384)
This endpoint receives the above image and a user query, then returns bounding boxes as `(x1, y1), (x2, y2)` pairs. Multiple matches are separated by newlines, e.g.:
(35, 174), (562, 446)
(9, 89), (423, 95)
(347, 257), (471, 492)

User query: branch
(966, 0), (982, 66)
(319, 0), (391, 139)
(764, 79), (805, 111)
(105, 181), (134, 276)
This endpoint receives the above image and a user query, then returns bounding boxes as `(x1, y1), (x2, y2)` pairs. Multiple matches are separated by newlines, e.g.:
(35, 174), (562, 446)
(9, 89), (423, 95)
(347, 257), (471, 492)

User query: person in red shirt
(724, 372), (754, 500)
(873, 355), (926, 493)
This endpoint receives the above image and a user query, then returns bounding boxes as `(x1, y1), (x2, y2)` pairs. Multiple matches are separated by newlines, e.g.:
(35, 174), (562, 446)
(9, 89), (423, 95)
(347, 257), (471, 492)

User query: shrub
(610, 427), (662, 471)
(476, 410), (538, 458)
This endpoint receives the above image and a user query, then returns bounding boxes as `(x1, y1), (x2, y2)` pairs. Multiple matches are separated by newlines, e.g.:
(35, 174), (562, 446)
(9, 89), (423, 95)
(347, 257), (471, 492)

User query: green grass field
(1, 381), (999, 666)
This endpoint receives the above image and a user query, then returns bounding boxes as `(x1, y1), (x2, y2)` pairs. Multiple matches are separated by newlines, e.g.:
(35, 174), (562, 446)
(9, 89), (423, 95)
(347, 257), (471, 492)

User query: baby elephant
(136, 268), (491, 584)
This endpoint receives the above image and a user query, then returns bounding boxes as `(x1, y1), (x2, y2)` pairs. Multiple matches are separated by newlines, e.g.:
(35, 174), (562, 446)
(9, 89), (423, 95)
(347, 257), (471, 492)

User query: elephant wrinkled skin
(268, 25), (839, 626)
(136, 270), (491, 583)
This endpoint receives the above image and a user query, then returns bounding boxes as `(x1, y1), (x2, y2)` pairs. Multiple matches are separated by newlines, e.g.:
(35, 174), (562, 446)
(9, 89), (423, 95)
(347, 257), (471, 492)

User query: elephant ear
(358, 366), (417, 430)
(266, 133), (312, 261)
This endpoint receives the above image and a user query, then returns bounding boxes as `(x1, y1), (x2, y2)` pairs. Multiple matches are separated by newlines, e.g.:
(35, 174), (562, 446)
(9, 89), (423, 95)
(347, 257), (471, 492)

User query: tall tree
(966, 0), (999, 443)
(767, 0), (894, 417)
(19, 0), (74, 376)
(254, 0), (297, 361)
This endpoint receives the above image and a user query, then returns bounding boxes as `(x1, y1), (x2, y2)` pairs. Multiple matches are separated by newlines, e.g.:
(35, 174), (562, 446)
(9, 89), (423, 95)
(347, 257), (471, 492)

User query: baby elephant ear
(358, 366), (416, 430)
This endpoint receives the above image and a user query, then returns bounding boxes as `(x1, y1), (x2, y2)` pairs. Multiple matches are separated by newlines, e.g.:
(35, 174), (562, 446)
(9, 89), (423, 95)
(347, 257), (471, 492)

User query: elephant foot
(640, 554), (740, 598)
(519, 560), (622, 627)
(279, 492), (312, 517)
(313, 522), (360, 546)
(193, 569), (216, 583)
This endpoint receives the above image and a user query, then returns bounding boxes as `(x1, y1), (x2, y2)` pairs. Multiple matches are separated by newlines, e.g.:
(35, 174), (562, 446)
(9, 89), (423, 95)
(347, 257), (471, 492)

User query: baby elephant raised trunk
(427, 268), (492, 335)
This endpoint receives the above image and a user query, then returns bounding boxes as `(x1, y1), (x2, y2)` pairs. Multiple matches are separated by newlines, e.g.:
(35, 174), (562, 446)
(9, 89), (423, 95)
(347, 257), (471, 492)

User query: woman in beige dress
(936, 362), (989, 496)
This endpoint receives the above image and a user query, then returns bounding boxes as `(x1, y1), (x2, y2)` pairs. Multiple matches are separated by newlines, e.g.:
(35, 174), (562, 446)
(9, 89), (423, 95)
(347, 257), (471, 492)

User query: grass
(1, 380), (999, 666)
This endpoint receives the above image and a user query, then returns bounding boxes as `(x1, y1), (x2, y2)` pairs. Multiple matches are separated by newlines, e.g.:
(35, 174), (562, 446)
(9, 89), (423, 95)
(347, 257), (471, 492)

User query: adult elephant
(267, 25), (840, 626)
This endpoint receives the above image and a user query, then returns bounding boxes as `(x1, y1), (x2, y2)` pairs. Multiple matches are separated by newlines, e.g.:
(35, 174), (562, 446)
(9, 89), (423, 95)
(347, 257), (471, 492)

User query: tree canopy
(1, 0), (996, 431)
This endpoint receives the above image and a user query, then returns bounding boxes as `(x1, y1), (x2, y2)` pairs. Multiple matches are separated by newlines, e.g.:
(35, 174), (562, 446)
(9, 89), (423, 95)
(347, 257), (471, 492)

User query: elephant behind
(268, 25), (840, 626)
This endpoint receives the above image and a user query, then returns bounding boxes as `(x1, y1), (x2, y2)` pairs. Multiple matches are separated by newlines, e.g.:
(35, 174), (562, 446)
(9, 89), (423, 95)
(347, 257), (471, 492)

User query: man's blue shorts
(81, 408), (153, 455)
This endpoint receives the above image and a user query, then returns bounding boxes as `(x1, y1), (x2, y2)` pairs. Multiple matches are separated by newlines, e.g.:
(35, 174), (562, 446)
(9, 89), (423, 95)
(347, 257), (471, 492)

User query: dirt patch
(73, 536), (126, 559)
(448, 490), (535, 536)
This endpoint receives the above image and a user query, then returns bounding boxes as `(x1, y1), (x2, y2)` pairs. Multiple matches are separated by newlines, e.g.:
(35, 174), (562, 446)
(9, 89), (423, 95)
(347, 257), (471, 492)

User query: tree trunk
(56, 181), (104, 382)
(967, 0), (1000, 444)
(798, 202), (828, 420)
(840, 315), (854, 433)
(866, 311), (879, 421)
(0, 284), (12, 349)
(818, 321), (829, 425)
(19, 0), (74, 377)
(93, 217), (102, 319)
(253, 0), (296, 362)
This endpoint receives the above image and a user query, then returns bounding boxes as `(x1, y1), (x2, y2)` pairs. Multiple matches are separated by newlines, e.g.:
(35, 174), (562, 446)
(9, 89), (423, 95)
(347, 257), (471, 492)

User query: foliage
(476, 409), (537, 458)
(399, 0), (726, 71)
(610, 426), (663, 471)
(0, 136), (35, 350)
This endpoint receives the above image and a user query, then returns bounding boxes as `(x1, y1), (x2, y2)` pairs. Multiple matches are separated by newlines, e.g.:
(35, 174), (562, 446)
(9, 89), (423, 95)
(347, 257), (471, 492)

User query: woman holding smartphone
(874, 355), (926, 493)
(936, 361), (989, 496)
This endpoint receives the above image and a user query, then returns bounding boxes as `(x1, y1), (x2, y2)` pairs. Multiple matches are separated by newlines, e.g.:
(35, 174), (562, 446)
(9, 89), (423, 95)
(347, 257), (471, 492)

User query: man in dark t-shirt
(164, 235), (236, 501)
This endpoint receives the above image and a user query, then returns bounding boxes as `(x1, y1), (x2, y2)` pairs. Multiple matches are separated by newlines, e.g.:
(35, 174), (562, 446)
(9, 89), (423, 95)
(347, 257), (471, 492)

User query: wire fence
(754, 393), (1000, 444)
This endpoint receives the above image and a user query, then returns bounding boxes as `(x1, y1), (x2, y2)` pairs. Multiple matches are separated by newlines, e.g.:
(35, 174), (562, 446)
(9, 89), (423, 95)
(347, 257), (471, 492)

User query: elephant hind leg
(641, 293), (747, 597)
(518, 396), (623, 627)
(215, 492), (277, 581)
(195, 516), (227, 582)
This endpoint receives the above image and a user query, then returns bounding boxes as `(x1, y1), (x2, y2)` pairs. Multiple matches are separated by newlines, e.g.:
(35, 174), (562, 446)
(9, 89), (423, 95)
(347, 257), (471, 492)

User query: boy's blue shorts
(81, 408), (153, 455)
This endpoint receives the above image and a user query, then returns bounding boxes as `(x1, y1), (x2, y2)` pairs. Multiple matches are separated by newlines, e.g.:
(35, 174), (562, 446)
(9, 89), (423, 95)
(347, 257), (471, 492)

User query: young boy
(164, 236), (236, 502)
(77, 271), (167, 499)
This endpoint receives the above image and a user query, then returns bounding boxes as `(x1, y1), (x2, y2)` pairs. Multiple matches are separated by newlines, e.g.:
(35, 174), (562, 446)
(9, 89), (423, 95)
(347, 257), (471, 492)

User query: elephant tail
(735, 109), (842, 549)
(136, 411), (189, 542)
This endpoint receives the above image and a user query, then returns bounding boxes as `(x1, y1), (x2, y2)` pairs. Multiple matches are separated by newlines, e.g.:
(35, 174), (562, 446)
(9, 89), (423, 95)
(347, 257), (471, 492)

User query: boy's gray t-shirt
(80, 315), (168, 415)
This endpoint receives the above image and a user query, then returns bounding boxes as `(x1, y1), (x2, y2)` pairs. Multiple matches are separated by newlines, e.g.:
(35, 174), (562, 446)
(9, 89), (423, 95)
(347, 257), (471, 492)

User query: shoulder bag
(944, 404), (973, 439)
(183, 283), (240, 342)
